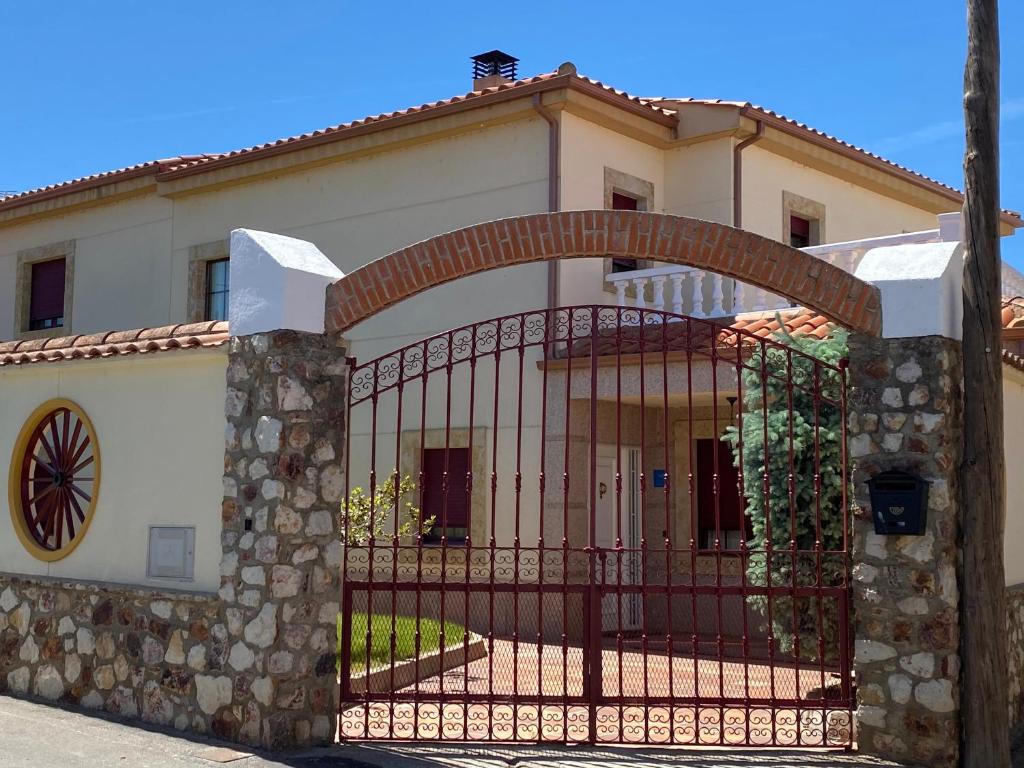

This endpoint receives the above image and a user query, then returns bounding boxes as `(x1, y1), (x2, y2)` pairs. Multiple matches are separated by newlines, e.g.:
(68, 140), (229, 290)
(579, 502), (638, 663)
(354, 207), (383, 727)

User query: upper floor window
(610, 192), (642, 273)
(789, 215), (812, 248)
(782, 191), (825, 248)
(204, 258), (230, 322)
(29, 258), (66, 331)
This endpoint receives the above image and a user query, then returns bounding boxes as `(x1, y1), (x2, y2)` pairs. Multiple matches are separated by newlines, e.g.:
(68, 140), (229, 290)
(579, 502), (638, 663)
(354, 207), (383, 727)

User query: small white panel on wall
(147, 526), (196, 581)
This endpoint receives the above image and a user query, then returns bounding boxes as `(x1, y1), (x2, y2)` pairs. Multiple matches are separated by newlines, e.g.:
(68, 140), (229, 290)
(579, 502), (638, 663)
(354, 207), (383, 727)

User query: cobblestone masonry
(0, 329), (347, 749)
(847, 334), (963, 767)
(1007, 585), (1024, 730)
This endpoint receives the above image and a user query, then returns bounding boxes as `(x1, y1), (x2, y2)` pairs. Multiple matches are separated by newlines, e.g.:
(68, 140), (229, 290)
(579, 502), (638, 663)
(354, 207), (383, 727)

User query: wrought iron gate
(338, 305), (852, 746)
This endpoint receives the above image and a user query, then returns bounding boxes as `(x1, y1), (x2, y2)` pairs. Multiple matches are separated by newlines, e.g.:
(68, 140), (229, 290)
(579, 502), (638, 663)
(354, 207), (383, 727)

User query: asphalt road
(0, 695), (908, 768)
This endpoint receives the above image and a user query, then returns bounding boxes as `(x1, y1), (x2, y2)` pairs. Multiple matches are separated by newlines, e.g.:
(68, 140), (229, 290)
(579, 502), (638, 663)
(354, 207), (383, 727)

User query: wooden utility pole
(961, 0), (1009, 765)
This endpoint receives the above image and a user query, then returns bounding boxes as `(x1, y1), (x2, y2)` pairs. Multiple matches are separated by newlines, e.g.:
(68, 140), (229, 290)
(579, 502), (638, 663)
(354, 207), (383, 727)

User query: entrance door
(595, 445), (640, 632)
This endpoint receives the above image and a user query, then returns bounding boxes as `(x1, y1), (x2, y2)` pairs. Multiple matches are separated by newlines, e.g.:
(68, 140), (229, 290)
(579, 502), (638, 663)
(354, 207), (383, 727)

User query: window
(610, 192), (641, 273)
(204, 258), (230, 321)
(789, 215), (812, 248)
(422, 447), (470, 544)
(695, 438), (750, 550)
(28, 258), (66, 331)
(782, 191), (825, 248)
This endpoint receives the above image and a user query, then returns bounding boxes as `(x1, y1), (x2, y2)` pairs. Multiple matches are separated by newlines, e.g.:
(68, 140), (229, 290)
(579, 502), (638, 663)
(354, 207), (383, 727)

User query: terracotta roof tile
(642, 97), (1021, 224)
(153, 72), (674, 178)
(565, 308), (842, 359)
(729, 307), (838, 340)
(0, 321), (228, 367)
(0, 155), (223, 209)
(7, 67), (1004, 225)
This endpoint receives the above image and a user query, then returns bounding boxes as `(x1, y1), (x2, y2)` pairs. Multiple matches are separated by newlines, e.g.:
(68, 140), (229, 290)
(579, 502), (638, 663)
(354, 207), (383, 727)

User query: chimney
(471, 50), (519, 91)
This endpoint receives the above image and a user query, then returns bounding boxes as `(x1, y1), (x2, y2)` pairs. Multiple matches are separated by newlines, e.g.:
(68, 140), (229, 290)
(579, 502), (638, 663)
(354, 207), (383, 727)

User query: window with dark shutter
(422, 447), (470, 543)
(205, 258), (230, 321)
(695, 438), (750, 550)
(611, 193), (641, 273)
(790, 215), (812, 248)
(29, 258), (66, 331)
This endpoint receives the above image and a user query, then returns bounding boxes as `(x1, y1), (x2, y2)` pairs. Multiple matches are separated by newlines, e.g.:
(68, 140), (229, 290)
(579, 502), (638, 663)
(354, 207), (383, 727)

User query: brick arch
(325, 211), (881, 336)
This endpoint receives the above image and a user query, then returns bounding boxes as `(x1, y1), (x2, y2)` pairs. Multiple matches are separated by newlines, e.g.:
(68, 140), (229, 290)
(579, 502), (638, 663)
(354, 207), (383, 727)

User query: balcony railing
(606, 264), (794, 318)
(605, 212), (1024, 319)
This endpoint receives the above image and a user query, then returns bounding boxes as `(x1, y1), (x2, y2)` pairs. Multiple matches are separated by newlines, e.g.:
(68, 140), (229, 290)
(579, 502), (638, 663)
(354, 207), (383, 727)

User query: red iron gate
(338, 305), (852, 746)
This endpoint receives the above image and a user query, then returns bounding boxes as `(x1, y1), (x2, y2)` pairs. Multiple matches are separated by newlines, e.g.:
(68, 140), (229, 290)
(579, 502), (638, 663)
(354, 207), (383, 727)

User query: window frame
(203, 257), (230, 322)
(187, 239), (230, 323)
(782, 191), (826, 248)
(602, 168), (655, 293)
(400, 427), (488, 546)
(14, 240), (75, 341)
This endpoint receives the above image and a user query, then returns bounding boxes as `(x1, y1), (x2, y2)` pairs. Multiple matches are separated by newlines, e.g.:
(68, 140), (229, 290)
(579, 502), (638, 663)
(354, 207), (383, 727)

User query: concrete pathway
(0, 694), (906, 768)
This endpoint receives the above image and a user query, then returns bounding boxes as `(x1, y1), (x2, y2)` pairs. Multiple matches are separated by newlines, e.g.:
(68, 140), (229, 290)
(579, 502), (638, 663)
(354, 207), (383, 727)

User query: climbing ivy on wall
(722, 326), (849, 662)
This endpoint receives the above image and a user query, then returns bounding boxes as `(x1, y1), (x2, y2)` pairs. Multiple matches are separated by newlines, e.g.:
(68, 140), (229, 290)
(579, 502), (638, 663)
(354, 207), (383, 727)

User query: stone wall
(1008, 584), (1024, 730)
(0, 575), (221, 726)
(0, 329), (348, 749)
(847, 334), (962, 767)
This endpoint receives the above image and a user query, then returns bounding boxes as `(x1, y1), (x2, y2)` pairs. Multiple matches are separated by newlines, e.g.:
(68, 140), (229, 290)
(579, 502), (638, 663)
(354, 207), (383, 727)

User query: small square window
(789, 215), (812, 248)
(204, 258), (230, 321)
(29, 258), (66, 331)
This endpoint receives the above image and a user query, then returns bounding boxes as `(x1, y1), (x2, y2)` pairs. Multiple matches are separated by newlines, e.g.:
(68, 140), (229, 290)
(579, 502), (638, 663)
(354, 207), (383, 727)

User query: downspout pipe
(532, 93), (560, 310)
(733, 114), (764, 229)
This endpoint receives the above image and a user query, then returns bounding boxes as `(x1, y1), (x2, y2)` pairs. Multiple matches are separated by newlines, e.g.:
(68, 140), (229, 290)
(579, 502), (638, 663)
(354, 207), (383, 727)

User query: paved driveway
(341, 639), (852, 746)
(0, 694), (906, 768)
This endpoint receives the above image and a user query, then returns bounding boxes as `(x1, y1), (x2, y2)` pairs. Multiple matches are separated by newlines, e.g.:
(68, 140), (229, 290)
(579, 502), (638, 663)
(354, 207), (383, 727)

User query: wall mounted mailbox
(868, 470), (928, 536)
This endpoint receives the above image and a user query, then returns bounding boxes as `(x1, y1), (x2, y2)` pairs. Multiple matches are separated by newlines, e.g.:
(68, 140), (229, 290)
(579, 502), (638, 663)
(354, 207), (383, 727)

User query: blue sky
(2, 2), (1022, 265)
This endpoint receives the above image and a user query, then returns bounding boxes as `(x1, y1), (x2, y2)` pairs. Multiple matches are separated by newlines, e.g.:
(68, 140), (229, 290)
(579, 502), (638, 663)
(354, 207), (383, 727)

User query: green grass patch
(337, 612), (468, 672)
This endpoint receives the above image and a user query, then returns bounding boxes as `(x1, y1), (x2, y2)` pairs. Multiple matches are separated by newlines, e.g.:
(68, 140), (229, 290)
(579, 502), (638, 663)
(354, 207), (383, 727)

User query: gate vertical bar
(587, 305), (601, 744)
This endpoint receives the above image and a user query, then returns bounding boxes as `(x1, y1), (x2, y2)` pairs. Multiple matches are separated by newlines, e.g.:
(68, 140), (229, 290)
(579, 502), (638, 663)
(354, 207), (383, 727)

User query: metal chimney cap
(471, 50), (519, 82)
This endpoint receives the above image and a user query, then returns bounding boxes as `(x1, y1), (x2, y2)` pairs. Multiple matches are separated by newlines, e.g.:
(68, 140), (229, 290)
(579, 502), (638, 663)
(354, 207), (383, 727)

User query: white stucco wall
(663, 138), (734, 224)
(0, 195), (175, 340)
(1005, 367), (1024, 586)
(169, 116), (551, 361)
(558, 111), (666, 309)
(741, 145), (939, 243)
(0, 350), (227, 591)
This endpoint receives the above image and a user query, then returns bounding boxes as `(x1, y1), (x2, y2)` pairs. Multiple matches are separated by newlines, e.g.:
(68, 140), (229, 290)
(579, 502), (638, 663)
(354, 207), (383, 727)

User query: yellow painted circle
(8, 398), (101, 562)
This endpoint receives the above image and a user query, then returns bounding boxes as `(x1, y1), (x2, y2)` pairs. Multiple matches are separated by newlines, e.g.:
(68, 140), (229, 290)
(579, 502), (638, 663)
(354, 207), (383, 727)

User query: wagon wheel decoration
(9, 400), (100, 561)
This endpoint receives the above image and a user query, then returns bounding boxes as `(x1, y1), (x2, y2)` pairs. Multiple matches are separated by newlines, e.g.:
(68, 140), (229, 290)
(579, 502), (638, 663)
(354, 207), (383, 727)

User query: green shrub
(722, 325), (849, 661)
(342, 472), (433, 546)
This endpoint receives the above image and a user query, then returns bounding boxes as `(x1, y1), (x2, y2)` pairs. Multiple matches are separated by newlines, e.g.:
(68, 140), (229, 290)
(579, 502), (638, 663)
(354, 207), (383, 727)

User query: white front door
(594, 445), (641, 632)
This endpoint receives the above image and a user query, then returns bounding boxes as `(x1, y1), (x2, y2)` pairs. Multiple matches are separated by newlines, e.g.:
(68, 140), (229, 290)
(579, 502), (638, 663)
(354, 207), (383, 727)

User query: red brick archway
(324, 210), (882, 335)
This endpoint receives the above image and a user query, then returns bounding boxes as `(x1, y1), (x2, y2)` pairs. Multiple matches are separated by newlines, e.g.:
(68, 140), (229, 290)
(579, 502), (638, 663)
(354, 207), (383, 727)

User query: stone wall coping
(855, 241), (965, 340)
(228, 229), (345, 337)
(0, 571), (217, 603)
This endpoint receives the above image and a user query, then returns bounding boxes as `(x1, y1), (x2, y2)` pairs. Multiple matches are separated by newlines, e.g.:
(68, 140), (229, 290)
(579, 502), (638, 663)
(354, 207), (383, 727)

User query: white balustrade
(606, 265), (763, 320)
(604, 213), (1024, 317)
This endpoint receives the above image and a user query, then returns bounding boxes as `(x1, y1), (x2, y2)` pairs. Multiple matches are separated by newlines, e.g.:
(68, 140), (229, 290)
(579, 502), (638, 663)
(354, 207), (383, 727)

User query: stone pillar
(219, 329), (346, 747)
(849, 242), (965, 766)
(848, 334), (961, 765)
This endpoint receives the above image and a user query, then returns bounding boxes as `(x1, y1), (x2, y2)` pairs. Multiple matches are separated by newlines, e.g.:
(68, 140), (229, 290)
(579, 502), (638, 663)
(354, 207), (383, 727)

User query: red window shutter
(30, 259), (66, 324)
(612, 192), (639, 211)
(790, 215), (811, 238)
(422, 448), (470, 533)
(695, 438), (748, 547)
